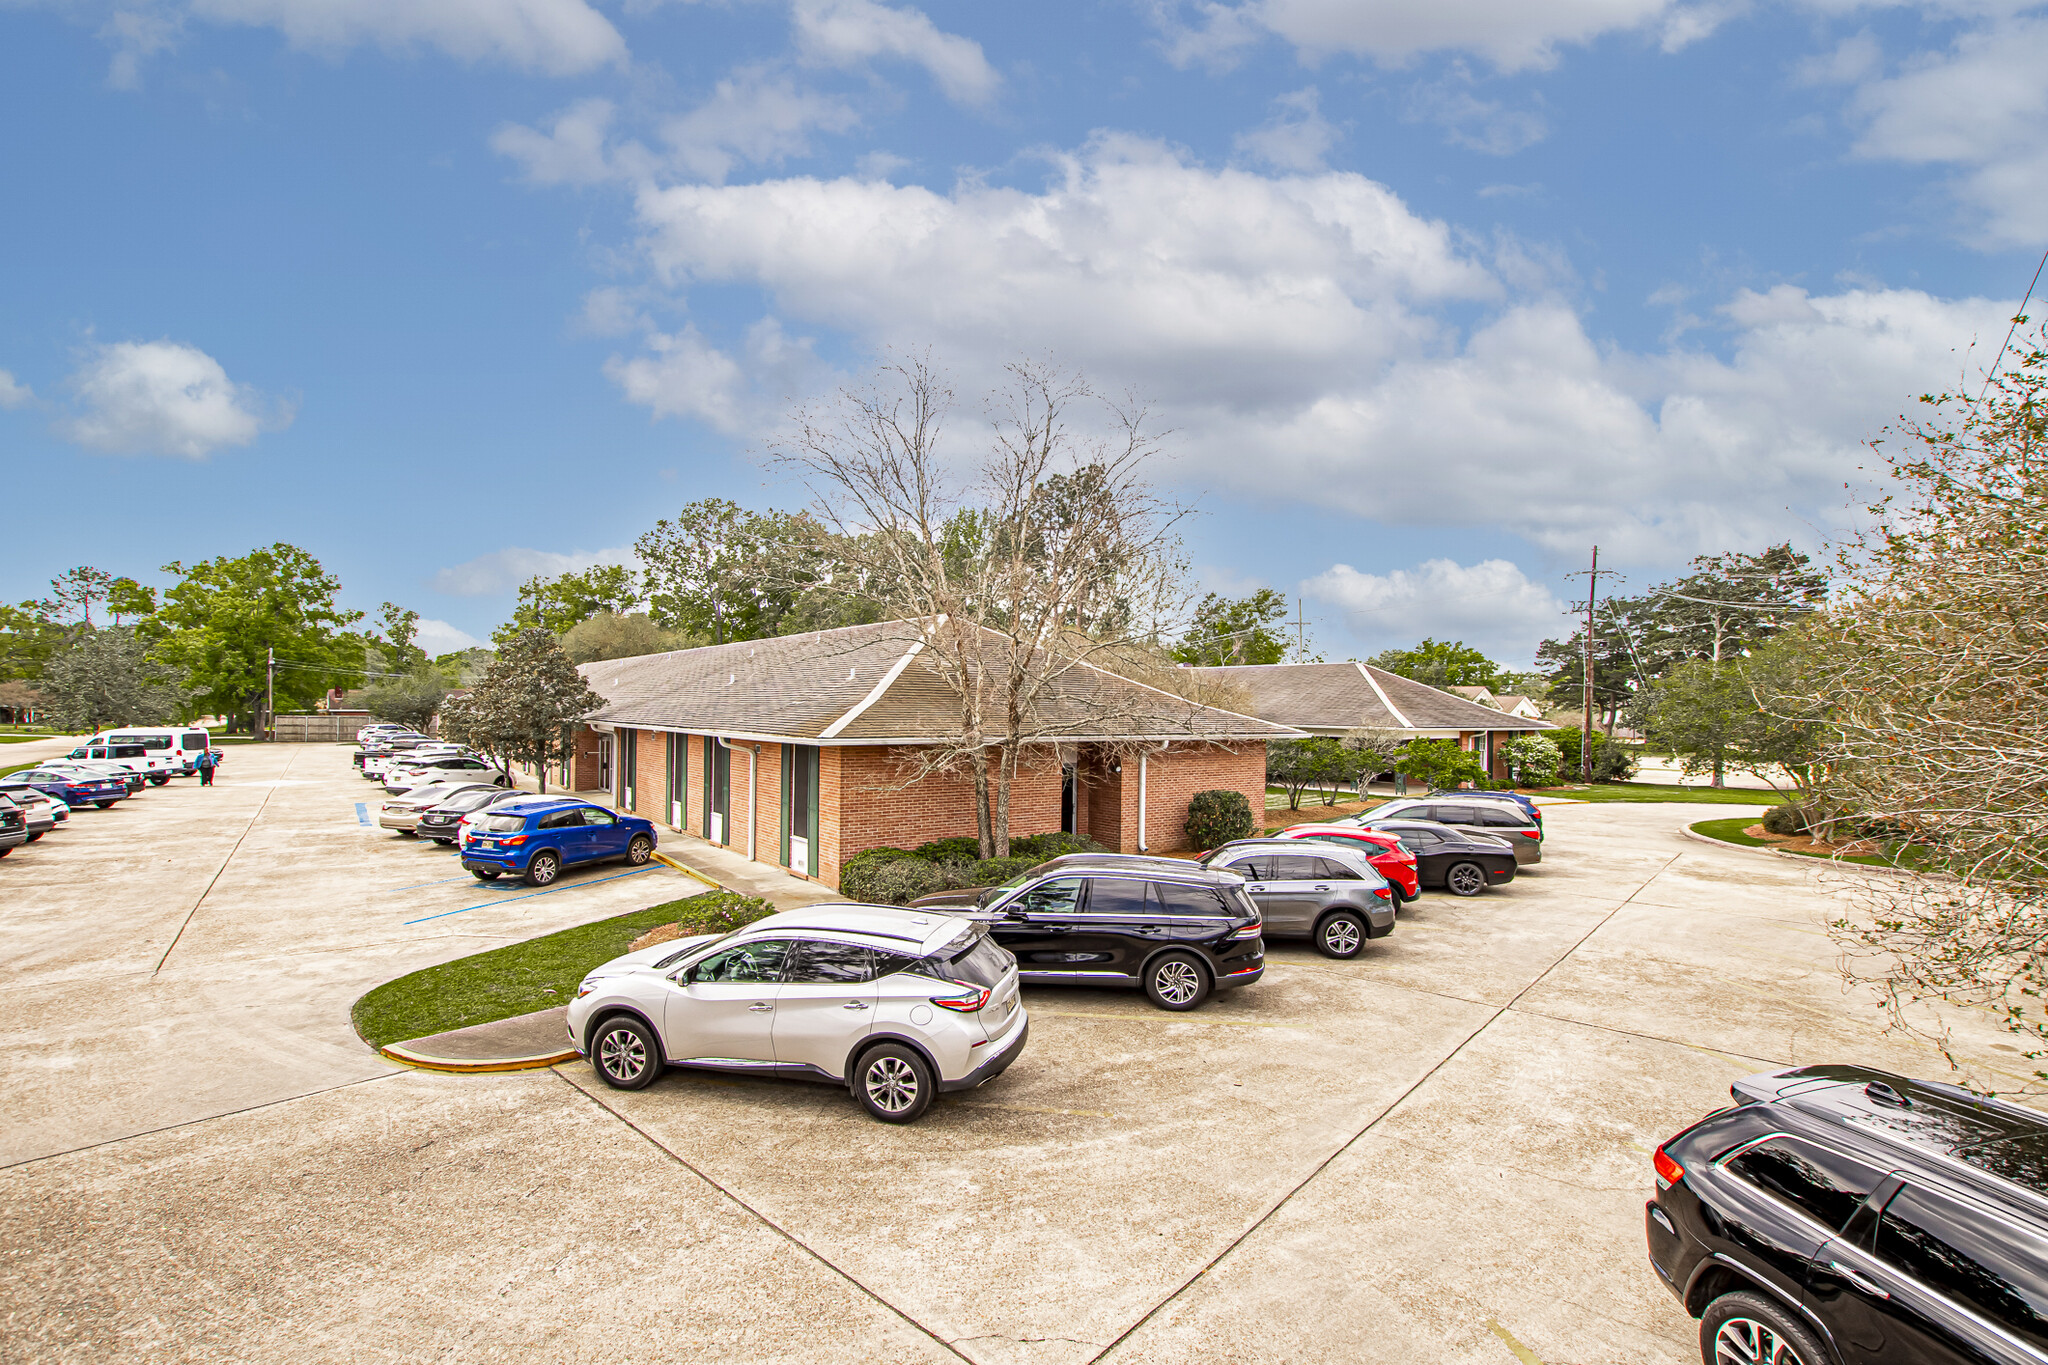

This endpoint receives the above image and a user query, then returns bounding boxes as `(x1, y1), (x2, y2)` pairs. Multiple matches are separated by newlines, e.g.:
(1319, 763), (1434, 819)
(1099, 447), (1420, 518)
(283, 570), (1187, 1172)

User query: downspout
(1137, 741), (1171, 852)
(715, 736), (758, 862)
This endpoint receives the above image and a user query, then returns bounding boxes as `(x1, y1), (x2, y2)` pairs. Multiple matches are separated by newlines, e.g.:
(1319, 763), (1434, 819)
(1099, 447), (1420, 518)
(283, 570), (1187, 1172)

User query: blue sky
(2, 0), (2040, 665)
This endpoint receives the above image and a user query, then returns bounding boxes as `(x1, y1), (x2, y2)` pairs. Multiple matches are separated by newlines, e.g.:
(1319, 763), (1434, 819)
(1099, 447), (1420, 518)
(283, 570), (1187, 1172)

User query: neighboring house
(1186, 661), (1556, 782)
(570, 620), (1301, 890)
(0, 680), (43, 726)
(1445, 685), (1494, 705)
(1487, 694), (1546, 721)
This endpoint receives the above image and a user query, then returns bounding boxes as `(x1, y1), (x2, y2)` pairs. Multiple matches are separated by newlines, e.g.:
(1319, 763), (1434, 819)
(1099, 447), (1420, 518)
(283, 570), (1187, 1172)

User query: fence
(272, 712), (382, 743)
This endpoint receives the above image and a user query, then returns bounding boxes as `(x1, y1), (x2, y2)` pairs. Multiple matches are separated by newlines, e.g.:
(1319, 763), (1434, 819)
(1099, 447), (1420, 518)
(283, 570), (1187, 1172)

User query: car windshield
(474, 812), (528, 834)
(978, 869), (1039, 906)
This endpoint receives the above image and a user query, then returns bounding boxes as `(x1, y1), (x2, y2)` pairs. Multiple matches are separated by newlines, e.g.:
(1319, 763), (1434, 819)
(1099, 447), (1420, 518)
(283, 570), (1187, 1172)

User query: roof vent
(848, 668), (856, 680)
(728, 673), (734, 686)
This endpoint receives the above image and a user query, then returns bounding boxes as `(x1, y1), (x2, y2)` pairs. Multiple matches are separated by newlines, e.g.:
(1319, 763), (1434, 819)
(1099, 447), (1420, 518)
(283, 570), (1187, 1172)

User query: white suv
(568, 905), (1029, 1123)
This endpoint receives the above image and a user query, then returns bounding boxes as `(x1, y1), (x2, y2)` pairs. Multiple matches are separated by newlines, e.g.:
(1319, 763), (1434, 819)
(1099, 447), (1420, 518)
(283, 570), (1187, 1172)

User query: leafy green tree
(636, 499), (825, 645)
(1641, 639), (1830, 796)
(38, 627), (189, 731)
(46, 566), (115, 626)
(0, 601), (70, 683)
(358, 671), (447, 733)
(108, 577), (156, 625)
(1394, 737), (1488, 790)
(1643, 543), (1827, 666)
(495, 565), (641, 642)
(151, 544), (364, 731)
(560, 611), (695, 664)
(377, 602), (428, 672)
(1534, 623), (1638, 734)
(1502, 734), (1562, 787)
(1172, 588), (1288, 666)
(1371, 639), (1507, 690)
(460, 628), (602, 793)
(1266, 736), (1367, 808)
(433, 647), (496, 687)
(1549, 727), (1637, 783)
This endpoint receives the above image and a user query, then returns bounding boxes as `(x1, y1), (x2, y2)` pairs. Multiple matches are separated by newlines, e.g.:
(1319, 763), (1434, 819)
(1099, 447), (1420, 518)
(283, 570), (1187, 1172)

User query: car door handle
(1829, 1262), (1889, 1299)
(1247, 885), (1266, 892)
(1313, 884), (1331, 891)
(747, 1002), (773, 1012)
(842, 1001), (869, 1010)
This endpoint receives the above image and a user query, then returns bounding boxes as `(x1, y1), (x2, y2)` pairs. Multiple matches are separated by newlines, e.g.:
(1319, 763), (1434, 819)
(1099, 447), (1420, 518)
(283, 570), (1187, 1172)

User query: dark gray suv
(1200, 839), (1397, 958)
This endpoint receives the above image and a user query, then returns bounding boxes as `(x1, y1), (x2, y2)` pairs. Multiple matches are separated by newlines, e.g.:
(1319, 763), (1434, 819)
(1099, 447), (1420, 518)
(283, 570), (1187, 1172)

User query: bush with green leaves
(846, 857), (951, 905)
(672, 890), (777, 935)
(1502, 734), (1561, 788)
(913, 836), (986, 862)
(967, 856), (1037, 886)
(1008, 831), (1103, 860)
(1394, 738), (1488, 791)
(1551, 727), (1638, 783)
(1184, 789), (1254, 850)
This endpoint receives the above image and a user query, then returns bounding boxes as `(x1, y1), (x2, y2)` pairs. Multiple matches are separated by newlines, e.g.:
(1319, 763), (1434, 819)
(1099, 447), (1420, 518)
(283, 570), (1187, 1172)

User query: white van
(75, 728), (212, 781)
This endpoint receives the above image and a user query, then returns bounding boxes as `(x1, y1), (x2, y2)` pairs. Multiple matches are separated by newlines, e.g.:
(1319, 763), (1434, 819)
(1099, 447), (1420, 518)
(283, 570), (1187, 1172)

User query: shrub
(851, 857), (951, 905)
(913, 836), (986, 863)
(968, 855), (1037, 887)
(1761, 804), (1809, 836)
(1184, 789), (1254, 850)
(1395, 738), (1488, 791)
(1502, 734), (1561, 788)
(1008, 831), (1103, 861)
(1551, 728), (1639, 783)
(672, 889), (777, 935)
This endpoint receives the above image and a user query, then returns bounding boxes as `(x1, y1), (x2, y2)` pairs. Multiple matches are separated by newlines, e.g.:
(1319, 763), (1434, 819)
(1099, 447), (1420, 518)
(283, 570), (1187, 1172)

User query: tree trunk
(993, 742), (1018, 858)
(970, 744), (993, 858)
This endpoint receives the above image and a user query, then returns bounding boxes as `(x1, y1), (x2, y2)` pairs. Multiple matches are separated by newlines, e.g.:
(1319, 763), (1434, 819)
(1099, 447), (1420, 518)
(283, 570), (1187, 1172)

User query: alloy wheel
(1713, 1317), (1806, 1365)
(864, 1056), (920, 1114)
(1321, 917), (1362, 955)
(530, 854), (558, 885)
(1448, 863), (1486, 895)
(598, 1026), (647, 1083)
(1154, 959), (1201, 1005)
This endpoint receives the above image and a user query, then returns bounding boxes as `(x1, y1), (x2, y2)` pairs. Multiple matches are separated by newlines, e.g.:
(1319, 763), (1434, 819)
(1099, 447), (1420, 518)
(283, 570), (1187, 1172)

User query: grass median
(1688, 815), (1931, 870)
(1538, 782), (1784, 804)
(352, 888), (773, 1049)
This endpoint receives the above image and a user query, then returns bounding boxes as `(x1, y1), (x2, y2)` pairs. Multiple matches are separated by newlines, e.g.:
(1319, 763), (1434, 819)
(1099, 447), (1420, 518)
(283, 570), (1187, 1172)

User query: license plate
(477, 839), (494, 848)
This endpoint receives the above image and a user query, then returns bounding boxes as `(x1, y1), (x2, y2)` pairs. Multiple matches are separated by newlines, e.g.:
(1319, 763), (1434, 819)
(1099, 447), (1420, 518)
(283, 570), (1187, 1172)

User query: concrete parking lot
(1, 745), (2029, 1363)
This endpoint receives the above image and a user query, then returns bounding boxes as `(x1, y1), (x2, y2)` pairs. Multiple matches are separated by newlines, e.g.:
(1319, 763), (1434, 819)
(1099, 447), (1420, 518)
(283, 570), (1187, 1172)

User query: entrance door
(620, 732), (637, 812)
(785, 744), (818, 876)
(1061, 764), (1078, 835)
(709, 741), (731, 845)
(597, 736), (613, 795)
(667, 734), (687, 829)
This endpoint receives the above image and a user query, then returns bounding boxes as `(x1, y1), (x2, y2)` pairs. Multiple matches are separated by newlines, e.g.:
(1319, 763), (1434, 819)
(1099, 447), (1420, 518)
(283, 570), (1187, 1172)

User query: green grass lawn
(0, 734), (56, 744)
(1688, 815), (1930, 870)
(1538, 782), (1784, 805)
(1, 761), (39, 779)
(351, 889), (772, 1049)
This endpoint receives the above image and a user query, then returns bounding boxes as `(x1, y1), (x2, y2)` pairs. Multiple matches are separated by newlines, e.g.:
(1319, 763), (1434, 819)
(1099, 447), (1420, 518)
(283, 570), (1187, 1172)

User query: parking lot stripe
(355, 802), (369, 825)
(153, 747), (301, 977)
(1487, 1319), (1546, 1365)
(401, 865), (660, 925)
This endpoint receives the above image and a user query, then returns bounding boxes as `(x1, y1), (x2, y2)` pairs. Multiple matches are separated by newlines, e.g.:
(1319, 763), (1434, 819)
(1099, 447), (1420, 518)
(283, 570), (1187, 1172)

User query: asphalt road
(0, 746), (2025, 1364)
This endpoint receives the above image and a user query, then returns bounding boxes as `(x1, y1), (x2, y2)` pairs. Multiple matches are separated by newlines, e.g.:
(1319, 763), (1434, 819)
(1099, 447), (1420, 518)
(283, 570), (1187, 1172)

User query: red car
(1271, 823), (1421, 902)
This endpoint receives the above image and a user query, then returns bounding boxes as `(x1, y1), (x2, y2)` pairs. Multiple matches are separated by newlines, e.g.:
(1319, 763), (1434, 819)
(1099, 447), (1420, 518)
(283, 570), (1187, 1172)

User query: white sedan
(567, 905), (1029, 1123)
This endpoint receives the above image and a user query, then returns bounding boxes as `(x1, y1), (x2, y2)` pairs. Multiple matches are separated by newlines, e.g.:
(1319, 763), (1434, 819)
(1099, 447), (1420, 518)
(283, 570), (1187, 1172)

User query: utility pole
(1581, 548), (1599, 779)
(1287, 596), (1310, 663)
(266, 645), (275, 743)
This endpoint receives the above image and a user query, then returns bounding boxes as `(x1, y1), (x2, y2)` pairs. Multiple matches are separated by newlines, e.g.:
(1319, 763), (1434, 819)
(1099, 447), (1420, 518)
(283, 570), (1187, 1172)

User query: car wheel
(1445, 861), (1488, 897)
(524, 851), (561, 887)
(149, 775), (169, 786)
(470, 868), (501, 881)
(26, 832), (42, 842)
(431, 837), (453, 846)
(1144, 951), (1211, 1011)
(398, 829), (416, 838)
(1314, 910), (1367, 959)
(591, 1015), (662, 1090)
(853, 1043), (934, 1123)
(1700, 1290), (1826, 1365)
(94, 800), (116, 809)
(0, 847), (9, 858)
(626, 834), (653, 866)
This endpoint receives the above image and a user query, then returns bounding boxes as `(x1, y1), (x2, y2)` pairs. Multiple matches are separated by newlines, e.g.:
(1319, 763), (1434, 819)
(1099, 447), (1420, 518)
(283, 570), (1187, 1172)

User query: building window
(782, 744), (820, 875)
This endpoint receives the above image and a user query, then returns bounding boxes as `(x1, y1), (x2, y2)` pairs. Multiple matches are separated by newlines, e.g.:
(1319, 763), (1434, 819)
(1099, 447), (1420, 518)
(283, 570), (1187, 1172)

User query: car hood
(585, 933), (725, 980)
(908, 887), (988, 909)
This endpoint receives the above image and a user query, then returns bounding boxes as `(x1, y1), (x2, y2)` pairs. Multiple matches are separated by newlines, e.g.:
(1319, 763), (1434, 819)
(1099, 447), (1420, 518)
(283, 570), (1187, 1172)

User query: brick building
(1187, 661), (1555, 783)
(573, 621), (1299, 891)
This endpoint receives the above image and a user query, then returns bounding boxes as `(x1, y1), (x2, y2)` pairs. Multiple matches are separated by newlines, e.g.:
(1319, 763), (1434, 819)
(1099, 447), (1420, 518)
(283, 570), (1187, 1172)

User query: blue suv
(460, 797), (659, 886)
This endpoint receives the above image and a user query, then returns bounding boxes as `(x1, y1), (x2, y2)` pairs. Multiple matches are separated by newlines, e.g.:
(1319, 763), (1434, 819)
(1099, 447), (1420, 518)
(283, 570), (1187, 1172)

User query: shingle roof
(1185, 661), (1555, 734)
(580, 620), (1300, 744)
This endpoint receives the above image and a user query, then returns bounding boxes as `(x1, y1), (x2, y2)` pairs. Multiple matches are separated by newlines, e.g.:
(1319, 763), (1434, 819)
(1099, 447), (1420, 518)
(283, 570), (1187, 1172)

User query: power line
(1979, 243), (2048, 406)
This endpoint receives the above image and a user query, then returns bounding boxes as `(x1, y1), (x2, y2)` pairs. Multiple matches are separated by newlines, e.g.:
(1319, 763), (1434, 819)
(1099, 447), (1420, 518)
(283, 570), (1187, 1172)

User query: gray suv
(1200, 839), (1396, 958)
(1357, 797), (1543, 864)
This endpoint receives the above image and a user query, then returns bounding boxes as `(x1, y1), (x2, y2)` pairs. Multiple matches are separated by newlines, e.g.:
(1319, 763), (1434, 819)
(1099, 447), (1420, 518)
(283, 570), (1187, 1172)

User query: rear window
(181, 734), (208, 751)
(927, 934), (1012, 988)
(475, 813), (528, 834)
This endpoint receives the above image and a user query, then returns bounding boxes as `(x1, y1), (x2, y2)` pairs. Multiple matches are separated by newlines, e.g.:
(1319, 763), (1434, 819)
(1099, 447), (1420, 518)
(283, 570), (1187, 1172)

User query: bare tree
(1818, 325), (2048, 1087)
(773, 354), (1194, 857)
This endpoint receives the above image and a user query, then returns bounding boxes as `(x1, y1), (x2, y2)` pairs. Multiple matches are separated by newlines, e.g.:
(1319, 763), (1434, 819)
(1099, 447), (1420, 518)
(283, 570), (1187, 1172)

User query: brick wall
(1125, 742), (1268, 852)
(827, 746), (1068, 886)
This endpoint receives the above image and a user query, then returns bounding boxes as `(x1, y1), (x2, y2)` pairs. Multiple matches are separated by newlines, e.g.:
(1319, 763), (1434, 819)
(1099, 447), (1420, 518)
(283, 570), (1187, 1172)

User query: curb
(378, 1042), (579, 1074)
(650, 850), (725, 889)
(1677, 824), (1940, 881)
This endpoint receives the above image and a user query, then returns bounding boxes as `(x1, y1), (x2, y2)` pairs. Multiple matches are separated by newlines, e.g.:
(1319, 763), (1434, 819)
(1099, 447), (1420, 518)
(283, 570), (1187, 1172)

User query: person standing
(198, 748), (217, 787)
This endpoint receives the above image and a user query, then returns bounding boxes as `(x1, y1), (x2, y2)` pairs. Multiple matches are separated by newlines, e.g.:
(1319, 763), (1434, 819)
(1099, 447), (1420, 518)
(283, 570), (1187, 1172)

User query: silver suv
(567, 905), (1030, 1123)
(1200, 839), (1397, 958)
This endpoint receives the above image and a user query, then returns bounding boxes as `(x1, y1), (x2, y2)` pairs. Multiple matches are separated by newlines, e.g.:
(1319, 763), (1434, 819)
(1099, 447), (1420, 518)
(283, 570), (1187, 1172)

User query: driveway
(0, 748), (2027, 1363)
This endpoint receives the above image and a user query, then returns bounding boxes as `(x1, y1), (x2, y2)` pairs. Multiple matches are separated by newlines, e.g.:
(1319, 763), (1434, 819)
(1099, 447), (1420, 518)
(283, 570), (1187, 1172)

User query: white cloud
(494, 69), (860, 187)
(413, 618), (485, 655)
(1304, 558), (1567, 661)
(1234, 87), (1340, 172)
(1406, 66), (1548, 155)
(1153, 0), (1724, 73)
(0, 370), (32, 409)
(791, 0), (999, 104)
(1833, 14), (2048, 246)
(187, 0), (625, 76)
(606, 316), (827, 432)
(60, 340), (287, 458)
(605, 135), (2007, 561)
(431, 545), (634, 597)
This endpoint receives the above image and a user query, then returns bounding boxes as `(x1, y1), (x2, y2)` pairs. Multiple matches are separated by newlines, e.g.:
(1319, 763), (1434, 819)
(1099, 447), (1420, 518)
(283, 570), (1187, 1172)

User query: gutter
(1137, 741), (1172, 852)
(714, 736), (759, 862)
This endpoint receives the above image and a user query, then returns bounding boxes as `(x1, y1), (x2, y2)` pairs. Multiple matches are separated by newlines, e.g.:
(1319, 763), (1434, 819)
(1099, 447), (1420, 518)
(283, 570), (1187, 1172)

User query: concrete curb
(379, 1043), (579, 1074)
(1677, 823), (1940, 881)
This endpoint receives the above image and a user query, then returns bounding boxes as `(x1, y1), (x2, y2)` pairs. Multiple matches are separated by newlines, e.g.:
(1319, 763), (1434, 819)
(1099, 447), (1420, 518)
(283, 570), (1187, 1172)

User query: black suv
(1648, 1063), (2048, 1364)
(912, 854), (1264, 1011)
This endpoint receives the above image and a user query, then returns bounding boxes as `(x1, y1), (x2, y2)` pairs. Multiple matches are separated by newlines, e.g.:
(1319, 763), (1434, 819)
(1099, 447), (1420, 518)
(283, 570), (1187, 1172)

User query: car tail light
(1371, 886), (1391, 899)
(931, 986), (990, 1012)
(1653, 1146), (1685, 1187)
(1228, 923), (1263, 940)
(1521, 829), (1540, 838)
(501, 835), (528, 846)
